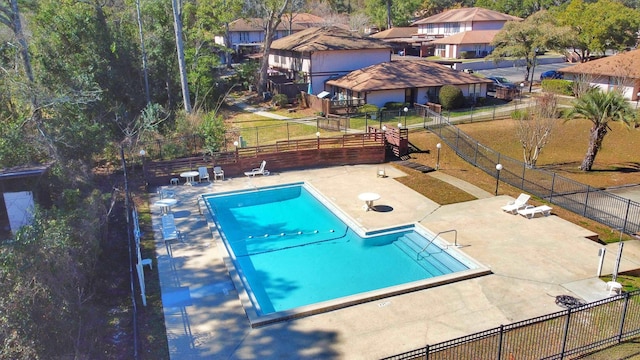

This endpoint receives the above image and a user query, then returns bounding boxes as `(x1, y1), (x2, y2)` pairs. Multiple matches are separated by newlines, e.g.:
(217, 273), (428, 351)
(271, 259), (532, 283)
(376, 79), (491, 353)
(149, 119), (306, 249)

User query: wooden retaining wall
(142, 133), (385, 186)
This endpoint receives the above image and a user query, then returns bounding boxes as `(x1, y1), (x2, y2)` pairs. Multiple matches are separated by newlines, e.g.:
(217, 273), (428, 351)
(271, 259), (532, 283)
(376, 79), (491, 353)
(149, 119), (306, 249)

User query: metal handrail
(417, 229), (457, 260)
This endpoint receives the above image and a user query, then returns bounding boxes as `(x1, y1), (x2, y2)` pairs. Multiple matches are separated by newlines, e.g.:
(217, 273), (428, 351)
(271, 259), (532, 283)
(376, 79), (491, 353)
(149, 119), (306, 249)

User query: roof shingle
(325, 60), (492, 92)
(271, 26), (391, 52)
(413, 7), (521, 25)
(559, 49), (640, 79)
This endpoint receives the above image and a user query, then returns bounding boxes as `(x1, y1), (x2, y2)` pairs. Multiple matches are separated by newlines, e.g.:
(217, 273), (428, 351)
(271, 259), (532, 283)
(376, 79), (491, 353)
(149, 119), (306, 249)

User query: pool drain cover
(555, 295), (585, 309)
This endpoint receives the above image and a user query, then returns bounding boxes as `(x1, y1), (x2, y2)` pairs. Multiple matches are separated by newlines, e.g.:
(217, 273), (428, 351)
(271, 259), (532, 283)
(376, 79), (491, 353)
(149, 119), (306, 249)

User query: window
(425, 24), (434, 34)
(468, 84), (480, 100)
(444, 22), (460, 34)
(239, 32), (249, 43)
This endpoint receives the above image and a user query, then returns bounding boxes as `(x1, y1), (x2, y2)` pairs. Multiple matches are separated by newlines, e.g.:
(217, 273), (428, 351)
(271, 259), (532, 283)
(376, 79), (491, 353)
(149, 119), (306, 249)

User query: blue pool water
(205, 183), (476, 319)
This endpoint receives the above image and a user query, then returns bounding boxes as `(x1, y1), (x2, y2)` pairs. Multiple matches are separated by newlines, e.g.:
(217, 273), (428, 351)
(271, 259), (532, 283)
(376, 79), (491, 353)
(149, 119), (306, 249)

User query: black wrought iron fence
(383, 290), (640, 360)
(426, 113), (640, 236)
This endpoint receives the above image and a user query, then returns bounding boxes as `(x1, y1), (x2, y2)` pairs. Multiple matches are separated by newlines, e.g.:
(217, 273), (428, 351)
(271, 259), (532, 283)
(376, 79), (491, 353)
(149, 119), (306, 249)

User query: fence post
(522, 163), (526, 190)
(584, 186), (591, 217)
(425, 344), (429, 360)
(470, 106), (473, 123)
(559, 307), (572, 359)
(618, 292), (631, 343)
(493, 105), (496, 120)
(157, 139), (163, 160)
(473, 141), (478, 165)
(623, 199), (631, 234)
(497, 324), (504, 360)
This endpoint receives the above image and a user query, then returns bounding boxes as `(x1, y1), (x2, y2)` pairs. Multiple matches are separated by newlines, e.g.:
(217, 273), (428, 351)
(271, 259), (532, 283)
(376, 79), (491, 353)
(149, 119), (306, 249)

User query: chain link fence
(426, 112), (640, 235)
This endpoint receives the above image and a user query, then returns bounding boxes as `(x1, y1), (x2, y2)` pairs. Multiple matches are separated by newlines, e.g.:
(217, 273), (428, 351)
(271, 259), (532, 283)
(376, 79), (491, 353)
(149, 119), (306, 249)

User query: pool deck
(150, 164), (640, 359)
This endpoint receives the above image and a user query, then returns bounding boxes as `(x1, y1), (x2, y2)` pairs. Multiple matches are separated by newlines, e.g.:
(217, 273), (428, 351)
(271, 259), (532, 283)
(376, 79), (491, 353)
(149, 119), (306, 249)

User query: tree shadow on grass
(541, 162), (640, 174)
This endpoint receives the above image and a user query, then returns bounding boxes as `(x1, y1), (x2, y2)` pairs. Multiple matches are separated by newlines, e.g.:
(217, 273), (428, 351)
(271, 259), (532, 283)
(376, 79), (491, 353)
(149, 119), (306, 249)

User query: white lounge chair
(244, 160), (270, 177)
(517, 205), (552, 219)
(213, 166), (224, 181)
(198, 166), (210, 183)
(501, 194), (531, 214)
(161, 214), (182, 241)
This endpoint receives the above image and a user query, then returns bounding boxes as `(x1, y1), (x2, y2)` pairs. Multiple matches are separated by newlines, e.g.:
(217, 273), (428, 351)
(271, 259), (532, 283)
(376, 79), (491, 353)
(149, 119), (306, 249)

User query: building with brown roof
(370, 27), (419, 56)
(429, 30), (500, 59)
(325, 60), (493, 107)
(411, 7), (521, 59)
(213, 13), (325, 63)
(268, 26), (392, 95)
(558, 49), (640, 101)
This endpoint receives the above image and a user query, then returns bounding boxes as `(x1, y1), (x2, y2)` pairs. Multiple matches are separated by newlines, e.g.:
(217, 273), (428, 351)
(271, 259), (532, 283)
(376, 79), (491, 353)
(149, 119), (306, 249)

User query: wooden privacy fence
(141, 132), (385, 186)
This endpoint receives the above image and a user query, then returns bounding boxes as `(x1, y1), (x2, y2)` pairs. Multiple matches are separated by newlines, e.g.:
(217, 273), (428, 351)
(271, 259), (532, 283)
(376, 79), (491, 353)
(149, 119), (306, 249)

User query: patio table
(358, 192), (380, 211)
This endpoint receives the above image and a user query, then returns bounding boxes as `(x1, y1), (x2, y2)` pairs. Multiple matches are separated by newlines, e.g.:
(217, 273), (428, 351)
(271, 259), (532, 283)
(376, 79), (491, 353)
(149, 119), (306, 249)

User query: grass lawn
(403, 124), (640, 242)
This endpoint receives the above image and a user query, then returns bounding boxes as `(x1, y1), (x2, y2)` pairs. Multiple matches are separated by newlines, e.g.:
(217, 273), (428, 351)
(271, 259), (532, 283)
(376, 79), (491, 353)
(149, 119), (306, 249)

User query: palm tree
(567, 89), (635, 171)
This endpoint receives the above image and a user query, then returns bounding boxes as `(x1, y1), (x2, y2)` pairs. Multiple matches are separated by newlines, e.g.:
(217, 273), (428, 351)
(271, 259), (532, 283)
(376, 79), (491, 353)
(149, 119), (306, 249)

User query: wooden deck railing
(142, 132), (385, 185)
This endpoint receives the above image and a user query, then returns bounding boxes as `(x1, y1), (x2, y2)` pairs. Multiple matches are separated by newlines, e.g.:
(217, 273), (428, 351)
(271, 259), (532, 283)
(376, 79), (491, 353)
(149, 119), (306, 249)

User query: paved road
(475, 62), (577, 85)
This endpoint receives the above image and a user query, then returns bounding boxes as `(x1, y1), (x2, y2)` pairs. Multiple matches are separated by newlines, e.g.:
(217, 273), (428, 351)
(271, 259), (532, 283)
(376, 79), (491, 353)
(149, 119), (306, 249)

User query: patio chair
(501, 193), (531, 214)
(517, 205), (552, 219)
(213, 166), (224, 181)
(198, 166), (210, 183)
(244, 160), (270, 177)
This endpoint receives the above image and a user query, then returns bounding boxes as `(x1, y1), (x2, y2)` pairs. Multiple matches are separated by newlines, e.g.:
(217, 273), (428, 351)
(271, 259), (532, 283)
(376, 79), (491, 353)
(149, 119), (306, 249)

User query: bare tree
(171, 0), (192, 113)
(514, 93), (559, 168)
(250, 0), (293, 93)
(0, 0), (34, 84)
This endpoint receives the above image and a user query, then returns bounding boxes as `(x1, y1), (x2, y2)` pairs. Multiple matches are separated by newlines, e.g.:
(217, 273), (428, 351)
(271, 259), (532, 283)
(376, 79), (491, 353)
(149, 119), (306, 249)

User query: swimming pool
(204, 182), (490, 327)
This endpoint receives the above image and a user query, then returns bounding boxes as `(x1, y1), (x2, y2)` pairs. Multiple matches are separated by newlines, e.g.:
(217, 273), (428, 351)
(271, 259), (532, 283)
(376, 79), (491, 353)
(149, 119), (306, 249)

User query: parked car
(540, 70), (563, 80)
(486, 76), (517, 92)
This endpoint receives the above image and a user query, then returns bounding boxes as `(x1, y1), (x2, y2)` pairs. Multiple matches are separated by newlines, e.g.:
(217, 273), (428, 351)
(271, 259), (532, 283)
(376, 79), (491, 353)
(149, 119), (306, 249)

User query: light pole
(403, 107), (408, 127)
(495, 163), (503, 196)
(436, 143), (441, 170)
(519, 83), (524, 101)
(139, 149), (146, 182)
(316, 131), (320, 149)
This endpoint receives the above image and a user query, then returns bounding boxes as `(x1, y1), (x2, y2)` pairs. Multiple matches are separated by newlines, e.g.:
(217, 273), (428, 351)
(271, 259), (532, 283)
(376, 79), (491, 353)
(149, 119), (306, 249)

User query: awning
(317, 91), (330, 99)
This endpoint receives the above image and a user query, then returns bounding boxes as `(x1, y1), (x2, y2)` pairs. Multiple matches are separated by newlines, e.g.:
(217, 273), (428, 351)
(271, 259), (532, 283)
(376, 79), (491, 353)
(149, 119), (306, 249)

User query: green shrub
(541, 79), (573, 96)
(475, 97), (487, 106)
(383, 102), (408, 110)
(272, 93), (288, 107)
(459, 51), (476, 59)
(439, 85), (465, 110)
(511, 109), (530, 120)
(358, 104), (379, 113)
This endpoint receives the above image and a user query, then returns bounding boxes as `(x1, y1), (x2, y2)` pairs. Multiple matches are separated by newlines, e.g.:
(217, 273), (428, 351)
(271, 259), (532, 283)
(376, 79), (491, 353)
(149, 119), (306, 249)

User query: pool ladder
(417, 229), (457, 260)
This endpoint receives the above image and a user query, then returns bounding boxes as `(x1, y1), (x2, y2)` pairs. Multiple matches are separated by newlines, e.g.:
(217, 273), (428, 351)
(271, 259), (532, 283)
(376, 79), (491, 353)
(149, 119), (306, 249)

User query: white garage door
(3, 191), (34, 233)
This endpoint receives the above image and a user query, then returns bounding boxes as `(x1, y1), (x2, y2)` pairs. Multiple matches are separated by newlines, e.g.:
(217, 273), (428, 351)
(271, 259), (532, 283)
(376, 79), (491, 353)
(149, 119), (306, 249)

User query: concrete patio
(148, 164), (640, 359)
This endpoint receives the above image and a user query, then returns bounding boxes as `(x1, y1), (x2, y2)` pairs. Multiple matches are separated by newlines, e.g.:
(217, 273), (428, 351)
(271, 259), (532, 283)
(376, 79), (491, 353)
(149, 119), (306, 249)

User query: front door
(405, 88), (416, 106)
